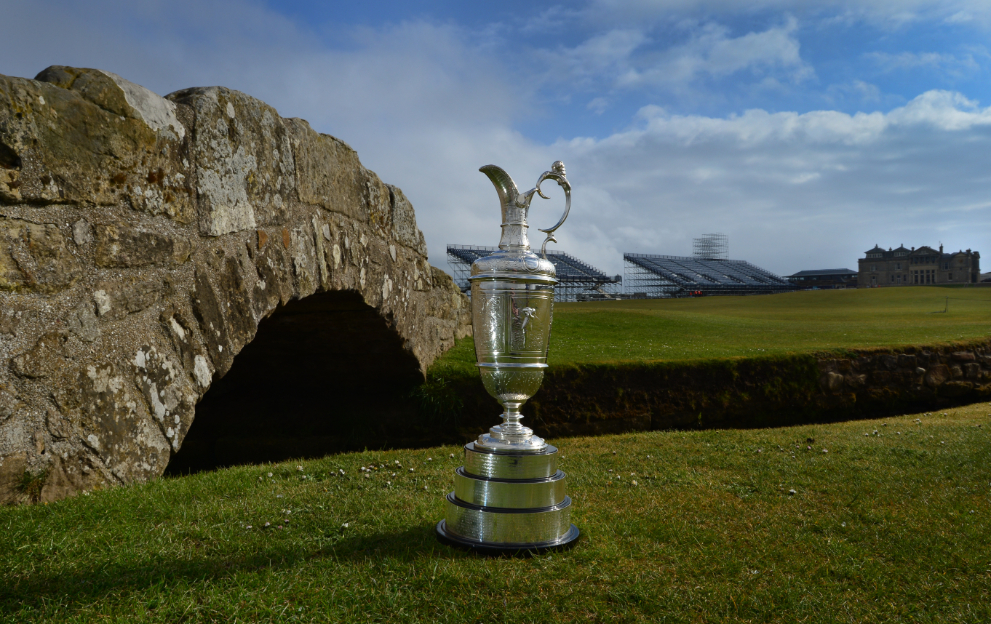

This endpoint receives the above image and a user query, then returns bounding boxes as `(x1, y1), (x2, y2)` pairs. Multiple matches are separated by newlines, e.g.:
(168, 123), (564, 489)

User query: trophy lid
(469, 249), (557, 284)
(469, 162), (570, 285)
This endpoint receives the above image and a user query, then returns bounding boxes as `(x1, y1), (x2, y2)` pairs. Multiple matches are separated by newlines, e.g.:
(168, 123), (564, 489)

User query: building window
(890, 275), (895, 283)
(949, 273), (953, 280)
(896, 262), (901, 269)
(871, 264), (876, 272)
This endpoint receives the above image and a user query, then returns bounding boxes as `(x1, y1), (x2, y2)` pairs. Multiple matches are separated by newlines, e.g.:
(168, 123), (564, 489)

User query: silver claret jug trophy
(435, 161), (580, 553)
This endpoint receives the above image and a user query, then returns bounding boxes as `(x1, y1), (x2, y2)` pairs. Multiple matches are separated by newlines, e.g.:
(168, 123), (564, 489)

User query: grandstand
(447, 245), (622, 302)
(624, 253), (795, 298)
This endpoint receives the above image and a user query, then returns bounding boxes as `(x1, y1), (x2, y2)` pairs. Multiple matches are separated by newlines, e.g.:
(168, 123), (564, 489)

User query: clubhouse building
(858, 244), (980, 288)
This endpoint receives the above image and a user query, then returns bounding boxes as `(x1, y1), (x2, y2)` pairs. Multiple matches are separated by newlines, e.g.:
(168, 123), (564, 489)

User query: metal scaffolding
(623, 253), (795, 298)
(447, 245), (622, 302)
(693, 233), (729, 260)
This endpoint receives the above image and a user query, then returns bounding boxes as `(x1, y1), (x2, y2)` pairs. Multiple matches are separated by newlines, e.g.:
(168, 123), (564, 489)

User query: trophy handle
(534, 161), (571, 258)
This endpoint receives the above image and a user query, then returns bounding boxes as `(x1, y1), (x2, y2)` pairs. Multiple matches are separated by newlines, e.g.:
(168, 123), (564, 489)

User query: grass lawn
(433, 287), (991, 378)
(2, 404), (989, 622)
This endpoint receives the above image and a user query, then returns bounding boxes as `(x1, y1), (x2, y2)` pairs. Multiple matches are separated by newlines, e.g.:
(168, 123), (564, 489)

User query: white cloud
(582, 0), (991, 31)
(865, 50), (981, 78)
(547, 28), (649, 86)
(540, 18), (812, 93)
(825, 80), (884, 107)
(2, 0), (990, 280)
(587, 97), (610, 114)
(546, 90), (991, 274)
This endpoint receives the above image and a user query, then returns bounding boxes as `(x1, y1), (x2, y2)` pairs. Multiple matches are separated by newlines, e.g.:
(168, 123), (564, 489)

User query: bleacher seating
(624, 254), (794, 297)
(447, 245), (621, 302)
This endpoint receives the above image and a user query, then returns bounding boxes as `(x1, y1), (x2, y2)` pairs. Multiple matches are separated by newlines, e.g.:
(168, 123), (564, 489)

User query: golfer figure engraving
(436, 161), (580, 553)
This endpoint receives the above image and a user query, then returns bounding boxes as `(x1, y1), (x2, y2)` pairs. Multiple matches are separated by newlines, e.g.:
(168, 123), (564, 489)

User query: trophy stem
(500, 401), (525, 432)
(476, 400), (546, 452)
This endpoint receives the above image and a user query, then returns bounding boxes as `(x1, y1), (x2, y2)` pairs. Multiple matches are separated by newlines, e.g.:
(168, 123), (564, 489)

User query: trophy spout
(479, 165), (519, 210)
(480, 165), (530, 251)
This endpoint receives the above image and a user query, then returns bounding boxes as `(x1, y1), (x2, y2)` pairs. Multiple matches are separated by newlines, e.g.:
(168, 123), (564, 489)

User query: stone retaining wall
(816, 343), (991, 412)
(435, 340), (991, 441)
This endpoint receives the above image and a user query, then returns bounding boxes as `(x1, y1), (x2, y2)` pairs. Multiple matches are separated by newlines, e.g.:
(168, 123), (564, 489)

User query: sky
(2, 0), (991, 278)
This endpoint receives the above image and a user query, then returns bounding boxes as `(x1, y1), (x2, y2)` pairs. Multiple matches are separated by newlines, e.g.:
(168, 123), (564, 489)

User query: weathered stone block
(0, 451), (28, 505)
(0, 383), (20, 425)
(388, 185), (429, 257)
(952, 351), (976, 362)
(826, 372), (844, 391)
(67, 300), (100, 343)
(941, 381), (974, 397)
(880, 355), (898, 371)
(1, 68), (193, 220)
(288, 119), (365, 220)
(925, 364), (950, 388)
(10, 333), (69, 379)
(168, 87), (296, 236)
(94, 225), (190, 268)
(0, 219), (81, 293)
(845, 373), (866, 388)
(872, 370), (892, 385)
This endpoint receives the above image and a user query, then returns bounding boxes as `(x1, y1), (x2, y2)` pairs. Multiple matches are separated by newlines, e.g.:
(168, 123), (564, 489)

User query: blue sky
(3, 0), (991, 277)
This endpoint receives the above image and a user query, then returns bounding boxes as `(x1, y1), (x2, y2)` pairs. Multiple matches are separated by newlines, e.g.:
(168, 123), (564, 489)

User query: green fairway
(553, 287), (991, 363)
(434, 287), (991, 377)
(2, 405), (989, 622)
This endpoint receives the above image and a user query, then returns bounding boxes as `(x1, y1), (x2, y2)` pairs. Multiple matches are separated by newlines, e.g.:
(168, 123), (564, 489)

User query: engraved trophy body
(436, 162), (580, 553)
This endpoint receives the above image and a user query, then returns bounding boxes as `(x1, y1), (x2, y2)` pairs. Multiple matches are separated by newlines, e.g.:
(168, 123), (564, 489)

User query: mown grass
(2, 404), (990, 622)
(432, 287), (991, 378)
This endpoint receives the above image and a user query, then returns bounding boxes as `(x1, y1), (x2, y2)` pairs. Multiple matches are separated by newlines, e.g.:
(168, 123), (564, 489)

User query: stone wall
(431, 341), (991, 441)
(816, 343), (991, 409)
(0, 67), (470, 504)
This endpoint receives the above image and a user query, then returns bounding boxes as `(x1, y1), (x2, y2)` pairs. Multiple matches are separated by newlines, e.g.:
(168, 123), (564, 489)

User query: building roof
(864, 244), (884, 254)
(787, 268), (857, 278)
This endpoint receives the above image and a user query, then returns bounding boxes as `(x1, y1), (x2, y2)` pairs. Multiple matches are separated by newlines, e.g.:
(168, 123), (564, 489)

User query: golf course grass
(3, 286), (990, 622)
(430, 286), (991, 379)
(1, 403), (988, 622)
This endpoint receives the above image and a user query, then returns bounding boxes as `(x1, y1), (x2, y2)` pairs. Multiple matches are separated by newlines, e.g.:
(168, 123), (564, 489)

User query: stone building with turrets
(858, 244), (980, 288)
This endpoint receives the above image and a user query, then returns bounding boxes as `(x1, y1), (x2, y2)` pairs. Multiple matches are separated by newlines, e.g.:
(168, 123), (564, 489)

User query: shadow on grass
(0, 524), (473, 611)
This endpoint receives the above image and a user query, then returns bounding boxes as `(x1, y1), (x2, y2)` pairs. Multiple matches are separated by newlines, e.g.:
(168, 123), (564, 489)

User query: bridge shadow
(166, 290), (449, 475)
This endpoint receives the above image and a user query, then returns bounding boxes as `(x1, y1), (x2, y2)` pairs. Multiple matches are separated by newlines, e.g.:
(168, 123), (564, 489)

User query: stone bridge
(0, 66), (471, 503)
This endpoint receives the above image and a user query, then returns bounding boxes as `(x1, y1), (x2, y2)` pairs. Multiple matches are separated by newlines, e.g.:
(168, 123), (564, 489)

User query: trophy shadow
(0, 524), (486, 610)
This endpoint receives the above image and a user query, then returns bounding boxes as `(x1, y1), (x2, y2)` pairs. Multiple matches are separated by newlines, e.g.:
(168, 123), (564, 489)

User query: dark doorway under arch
(166, 290), (426, 474)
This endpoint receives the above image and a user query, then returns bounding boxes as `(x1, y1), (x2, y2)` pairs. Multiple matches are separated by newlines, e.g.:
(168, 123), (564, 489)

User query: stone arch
(0, 67), (470, 503)
(166, 289), (426, 474)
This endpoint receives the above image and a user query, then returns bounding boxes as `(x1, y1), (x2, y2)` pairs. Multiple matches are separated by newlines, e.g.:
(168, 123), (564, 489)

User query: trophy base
(437, 443), (579, 555)
(475, 432), (547, 453)
(476, 424), (547, 453)
(435, 520), (580, 555)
